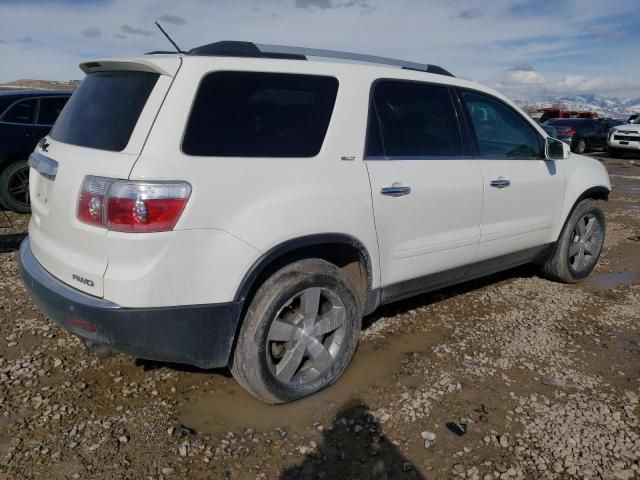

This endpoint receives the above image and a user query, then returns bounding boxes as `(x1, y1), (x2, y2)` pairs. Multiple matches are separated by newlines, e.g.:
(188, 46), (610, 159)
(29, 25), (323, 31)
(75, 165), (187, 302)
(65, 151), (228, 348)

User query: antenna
(154, 21), (184, 54)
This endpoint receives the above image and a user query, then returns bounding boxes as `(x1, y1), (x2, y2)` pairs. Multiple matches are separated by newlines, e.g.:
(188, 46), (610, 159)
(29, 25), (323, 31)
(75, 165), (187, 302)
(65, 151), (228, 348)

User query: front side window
(366, 80), (463, 157)
(37, 97), (70, 125)
(461, 90), (543, 159)
(1, 99), (36, 124)
(182, 72), (339, 157)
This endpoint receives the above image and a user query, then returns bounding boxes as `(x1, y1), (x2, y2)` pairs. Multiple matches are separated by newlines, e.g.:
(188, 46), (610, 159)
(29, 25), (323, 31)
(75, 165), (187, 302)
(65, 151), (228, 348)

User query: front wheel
(0, 160), (31, 213)
(231, 259), (361, 404)
(541, 199), (605, 283)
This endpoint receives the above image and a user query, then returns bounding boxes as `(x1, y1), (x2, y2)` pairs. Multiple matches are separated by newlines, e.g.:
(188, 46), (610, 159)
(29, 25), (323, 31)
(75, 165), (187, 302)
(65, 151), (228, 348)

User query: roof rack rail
(183, 41), (454, 77)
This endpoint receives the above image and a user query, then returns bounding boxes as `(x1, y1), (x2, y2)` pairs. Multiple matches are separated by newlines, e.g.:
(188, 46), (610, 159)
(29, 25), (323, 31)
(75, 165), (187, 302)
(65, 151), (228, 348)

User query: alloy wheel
(266, 287), (346, 386)
(568, 213), (603, 273)
(7, 166), (30, 210)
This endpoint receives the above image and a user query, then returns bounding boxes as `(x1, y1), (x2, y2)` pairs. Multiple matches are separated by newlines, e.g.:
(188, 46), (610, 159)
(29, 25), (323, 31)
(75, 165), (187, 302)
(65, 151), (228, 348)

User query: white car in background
(608, 116), (640, 157)
(19, 41), (611, 403)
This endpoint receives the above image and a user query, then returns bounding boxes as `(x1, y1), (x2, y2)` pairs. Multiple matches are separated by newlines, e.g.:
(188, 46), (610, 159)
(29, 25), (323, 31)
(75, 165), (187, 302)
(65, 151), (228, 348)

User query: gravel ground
(1, 153), (639, 479)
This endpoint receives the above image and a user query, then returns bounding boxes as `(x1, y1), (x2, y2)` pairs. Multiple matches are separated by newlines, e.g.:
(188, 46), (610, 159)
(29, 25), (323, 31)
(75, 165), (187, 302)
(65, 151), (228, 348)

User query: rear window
(182, 72), (339, 157)
(50, 71), (158, 151)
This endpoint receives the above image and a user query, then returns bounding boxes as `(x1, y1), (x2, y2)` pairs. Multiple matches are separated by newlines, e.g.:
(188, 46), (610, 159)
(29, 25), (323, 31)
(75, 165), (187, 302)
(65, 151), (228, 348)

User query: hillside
(0, 79), (79, 92)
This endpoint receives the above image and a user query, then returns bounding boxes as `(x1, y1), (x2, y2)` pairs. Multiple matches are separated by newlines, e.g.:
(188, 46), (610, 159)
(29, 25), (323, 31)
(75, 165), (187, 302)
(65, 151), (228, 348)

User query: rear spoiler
(79, 56), (181, 77)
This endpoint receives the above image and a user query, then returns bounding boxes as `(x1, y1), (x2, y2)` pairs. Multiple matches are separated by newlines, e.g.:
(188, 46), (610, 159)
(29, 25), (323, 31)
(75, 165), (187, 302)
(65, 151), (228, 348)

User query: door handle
(380, 184), (411, 197)
(490, 177), (511, 189)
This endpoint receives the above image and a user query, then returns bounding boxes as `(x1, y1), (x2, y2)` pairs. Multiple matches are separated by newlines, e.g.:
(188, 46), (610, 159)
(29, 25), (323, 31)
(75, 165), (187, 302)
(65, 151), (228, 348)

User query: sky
(0, 0), (639, 101)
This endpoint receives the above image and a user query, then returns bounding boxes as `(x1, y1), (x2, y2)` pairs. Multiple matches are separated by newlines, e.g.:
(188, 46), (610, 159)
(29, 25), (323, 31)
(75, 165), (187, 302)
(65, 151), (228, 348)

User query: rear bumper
(18, 237), (243, 369)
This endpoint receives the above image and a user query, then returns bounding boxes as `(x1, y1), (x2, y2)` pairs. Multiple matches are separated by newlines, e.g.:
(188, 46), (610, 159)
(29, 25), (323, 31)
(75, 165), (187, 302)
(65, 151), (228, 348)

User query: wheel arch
(0, 151), (31, 169)
(234, 233), (374, 312)
(553, 185), (609, 241)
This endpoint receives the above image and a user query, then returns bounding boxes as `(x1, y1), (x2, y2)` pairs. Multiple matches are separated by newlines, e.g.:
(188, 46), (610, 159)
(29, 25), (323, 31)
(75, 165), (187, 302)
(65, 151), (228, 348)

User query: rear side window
(366, 80), (463, 157)
(50, 71), (158, 151)
(2, 99), (36, 124)
(182, 72), (338, 157)
(461, 90), (543, 159)
(37, 97), (69, 125)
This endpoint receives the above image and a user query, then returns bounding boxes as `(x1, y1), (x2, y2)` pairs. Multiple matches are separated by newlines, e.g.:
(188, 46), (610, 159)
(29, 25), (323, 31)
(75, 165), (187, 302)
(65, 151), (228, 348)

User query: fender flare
(555, 185), (610, 241)
(233, 233), (374, 304)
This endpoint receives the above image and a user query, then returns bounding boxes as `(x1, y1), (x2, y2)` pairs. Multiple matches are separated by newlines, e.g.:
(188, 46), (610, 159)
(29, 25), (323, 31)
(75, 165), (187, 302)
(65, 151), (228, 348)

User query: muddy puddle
(178, 328), (448, 434)
(588, 271), (637, 289)
(612, 331), (640, 354)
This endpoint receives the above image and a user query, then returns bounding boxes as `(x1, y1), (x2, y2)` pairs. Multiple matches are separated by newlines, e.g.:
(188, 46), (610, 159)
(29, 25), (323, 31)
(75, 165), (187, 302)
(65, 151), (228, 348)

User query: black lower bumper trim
(18, 238), (243, 369)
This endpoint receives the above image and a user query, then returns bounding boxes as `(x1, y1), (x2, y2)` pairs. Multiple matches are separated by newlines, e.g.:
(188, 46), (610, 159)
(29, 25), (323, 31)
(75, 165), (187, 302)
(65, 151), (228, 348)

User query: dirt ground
(1, 153), (639, 480)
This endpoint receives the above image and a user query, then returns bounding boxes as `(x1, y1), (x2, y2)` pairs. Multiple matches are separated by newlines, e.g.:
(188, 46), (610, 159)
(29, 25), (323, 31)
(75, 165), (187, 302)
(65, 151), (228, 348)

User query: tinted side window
(461, 90), (543, 159)
(183, 72), (339, 157)
(2, 99), (36, 124)
(38, 97), (69, 125)
(366, 81), (463, 157)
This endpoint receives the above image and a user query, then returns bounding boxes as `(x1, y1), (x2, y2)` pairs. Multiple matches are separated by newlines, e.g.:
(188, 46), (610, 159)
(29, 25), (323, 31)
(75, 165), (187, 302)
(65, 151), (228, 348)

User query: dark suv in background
(0, 91), (71, 213)
(545, 118), (623, 154)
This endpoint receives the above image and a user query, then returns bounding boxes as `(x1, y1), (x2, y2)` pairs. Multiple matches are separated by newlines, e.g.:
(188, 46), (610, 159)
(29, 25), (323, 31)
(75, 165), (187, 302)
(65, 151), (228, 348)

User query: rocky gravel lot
(1, 153), (639, 479)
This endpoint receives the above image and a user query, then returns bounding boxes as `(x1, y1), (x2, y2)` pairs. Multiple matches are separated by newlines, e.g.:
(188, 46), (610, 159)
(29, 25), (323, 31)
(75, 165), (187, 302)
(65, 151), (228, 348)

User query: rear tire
(541, 199), (605, 283)
(231, 259), (361, 404)
(572, 138), (587, 154)
(0, 160), (31, 213)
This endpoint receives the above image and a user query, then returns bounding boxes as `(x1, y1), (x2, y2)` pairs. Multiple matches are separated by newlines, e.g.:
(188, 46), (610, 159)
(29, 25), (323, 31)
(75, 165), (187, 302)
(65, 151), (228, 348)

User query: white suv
(19, 42), (611, 403)
(607, 115), (640, 157)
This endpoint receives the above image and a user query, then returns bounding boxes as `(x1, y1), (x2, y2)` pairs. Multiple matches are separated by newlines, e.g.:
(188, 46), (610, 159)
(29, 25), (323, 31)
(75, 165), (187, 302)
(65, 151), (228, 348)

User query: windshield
(50, 71), (158, 151)
(633, 117), (640, 125)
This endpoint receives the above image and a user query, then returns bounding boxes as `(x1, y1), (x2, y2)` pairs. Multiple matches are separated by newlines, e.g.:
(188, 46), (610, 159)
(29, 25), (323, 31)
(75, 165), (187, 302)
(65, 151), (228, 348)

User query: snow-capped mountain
(515, 94), (640, 119)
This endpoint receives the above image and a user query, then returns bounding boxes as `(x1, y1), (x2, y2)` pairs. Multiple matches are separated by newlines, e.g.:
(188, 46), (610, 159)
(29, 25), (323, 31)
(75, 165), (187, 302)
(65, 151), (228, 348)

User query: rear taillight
(77, 176), (111, 226)
(77, 176), (191, 233)
(558, 128), (576, 136)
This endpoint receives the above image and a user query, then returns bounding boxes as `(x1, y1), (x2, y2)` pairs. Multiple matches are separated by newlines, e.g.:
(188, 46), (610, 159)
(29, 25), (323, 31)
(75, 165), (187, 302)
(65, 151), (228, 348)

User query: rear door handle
(490, 177), (511, 189)
(380, 184), (411, 197)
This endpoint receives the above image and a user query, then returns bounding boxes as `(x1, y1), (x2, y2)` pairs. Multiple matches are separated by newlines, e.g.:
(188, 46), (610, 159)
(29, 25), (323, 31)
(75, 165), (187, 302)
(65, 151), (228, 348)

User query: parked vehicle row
(544, 118), (624, 154)
(18, 42), (611, 403)
(0, 91), (70, 212)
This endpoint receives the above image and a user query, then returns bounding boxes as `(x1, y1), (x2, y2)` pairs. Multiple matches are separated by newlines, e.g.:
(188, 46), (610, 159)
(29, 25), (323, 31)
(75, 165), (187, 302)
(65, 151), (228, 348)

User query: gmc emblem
(72, 274), (95, 287)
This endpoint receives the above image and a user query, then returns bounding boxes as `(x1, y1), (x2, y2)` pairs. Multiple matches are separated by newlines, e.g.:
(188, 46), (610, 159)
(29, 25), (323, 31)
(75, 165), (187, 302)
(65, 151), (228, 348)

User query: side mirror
(546, 136), (570, 160)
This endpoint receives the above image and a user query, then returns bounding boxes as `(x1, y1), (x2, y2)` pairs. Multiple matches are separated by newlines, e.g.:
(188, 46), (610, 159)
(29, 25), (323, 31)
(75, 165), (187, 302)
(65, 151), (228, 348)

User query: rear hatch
(28, 57), (180, 297)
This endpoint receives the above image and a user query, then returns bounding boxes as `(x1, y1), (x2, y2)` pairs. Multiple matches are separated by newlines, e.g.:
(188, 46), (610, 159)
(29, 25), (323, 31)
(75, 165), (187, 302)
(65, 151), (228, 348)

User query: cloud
(120, 25), (153, 37)
(555, 75), (640, 93)
(294, 0), (371, 10)
(18, 36), (32, 43)
(584, 26), (624, 38)
(0, 0), (638, 101)
(295, 0), (331, 9)
(157, 14), (187, 25)
(81, 27), (101, 38)
(502, 66), (546, 85)
(452, 9), (483, 20)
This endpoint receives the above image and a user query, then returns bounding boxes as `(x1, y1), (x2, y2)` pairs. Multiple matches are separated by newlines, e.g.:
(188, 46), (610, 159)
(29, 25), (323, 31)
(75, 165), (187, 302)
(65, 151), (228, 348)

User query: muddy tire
(231, 259), (361, 404)
(0, 160), (31, 213)
(541, 199), (605, 283)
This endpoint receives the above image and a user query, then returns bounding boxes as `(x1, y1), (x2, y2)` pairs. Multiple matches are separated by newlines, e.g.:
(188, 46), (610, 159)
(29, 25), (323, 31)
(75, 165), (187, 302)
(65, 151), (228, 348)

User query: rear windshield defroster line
(50, 71), (159, 152)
